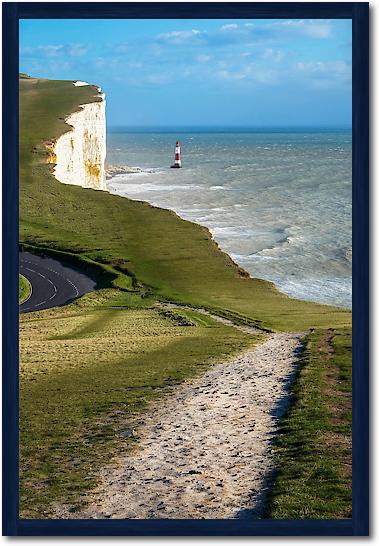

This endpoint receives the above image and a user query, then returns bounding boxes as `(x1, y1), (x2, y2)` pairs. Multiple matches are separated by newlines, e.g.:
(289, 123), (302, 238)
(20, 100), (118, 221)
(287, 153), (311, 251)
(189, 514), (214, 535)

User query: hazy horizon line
(108, 125), (352, 132)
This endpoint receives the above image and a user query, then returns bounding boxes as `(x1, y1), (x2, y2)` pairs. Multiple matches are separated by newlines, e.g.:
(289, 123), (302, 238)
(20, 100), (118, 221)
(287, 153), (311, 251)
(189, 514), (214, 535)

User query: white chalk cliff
(49, 83), (107, 191)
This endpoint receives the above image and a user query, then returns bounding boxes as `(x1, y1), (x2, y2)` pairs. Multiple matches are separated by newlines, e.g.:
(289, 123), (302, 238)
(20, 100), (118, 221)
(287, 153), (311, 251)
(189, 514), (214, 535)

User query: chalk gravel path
(71, 329), (303, 520)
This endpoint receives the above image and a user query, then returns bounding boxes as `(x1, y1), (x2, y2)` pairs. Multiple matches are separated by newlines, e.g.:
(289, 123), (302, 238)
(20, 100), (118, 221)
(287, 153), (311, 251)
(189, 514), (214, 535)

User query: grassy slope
(19, 76), (352, 518)
(19, 274), (31, 303)
(19, 294), (260, 517)
(19, 77), (351, 333)
(265, 328), (352, 519)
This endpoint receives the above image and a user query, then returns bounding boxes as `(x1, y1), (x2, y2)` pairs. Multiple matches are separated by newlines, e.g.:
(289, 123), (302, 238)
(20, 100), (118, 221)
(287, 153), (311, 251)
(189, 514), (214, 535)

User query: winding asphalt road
(19, 251), (97, 313)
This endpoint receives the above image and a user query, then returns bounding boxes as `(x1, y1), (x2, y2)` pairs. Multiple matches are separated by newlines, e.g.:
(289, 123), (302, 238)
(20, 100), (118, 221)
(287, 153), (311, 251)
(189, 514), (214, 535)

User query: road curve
(19, 251), (97, 313)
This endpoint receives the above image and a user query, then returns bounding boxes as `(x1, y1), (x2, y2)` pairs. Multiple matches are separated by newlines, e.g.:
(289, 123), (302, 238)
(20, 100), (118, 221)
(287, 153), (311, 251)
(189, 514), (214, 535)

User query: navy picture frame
(3, 2), (369, 537)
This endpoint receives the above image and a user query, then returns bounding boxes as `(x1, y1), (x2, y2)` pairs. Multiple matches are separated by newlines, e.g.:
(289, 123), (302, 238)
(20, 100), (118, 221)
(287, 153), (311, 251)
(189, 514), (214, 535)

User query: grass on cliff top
(265, 328), (352, 519)
(19, 274), (31, 304)
(19, 77), (351, 332)
(19, 293), (260, 518)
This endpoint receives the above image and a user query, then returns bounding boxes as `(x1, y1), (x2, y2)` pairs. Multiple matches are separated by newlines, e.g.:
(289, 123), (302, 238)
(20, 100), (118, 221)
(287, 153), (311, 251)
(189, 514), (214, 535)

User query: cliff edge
(19, 75), (351, 333)
(48, 81), (106, 191)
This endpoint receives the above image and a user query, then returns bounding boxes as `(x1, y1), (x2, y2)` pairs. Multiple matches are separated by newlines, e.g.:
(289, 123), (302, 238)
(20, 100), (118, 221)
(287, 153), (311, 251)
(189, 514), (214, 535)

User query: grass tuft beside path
(265, 328), (352, 519)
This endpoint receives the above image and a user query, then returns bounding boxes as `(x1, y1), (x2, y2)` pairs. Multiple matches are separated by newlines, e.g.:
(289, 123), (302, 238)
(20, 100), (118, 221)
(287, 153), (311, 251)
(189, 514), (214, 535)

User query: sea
(106, 128), (352, 309)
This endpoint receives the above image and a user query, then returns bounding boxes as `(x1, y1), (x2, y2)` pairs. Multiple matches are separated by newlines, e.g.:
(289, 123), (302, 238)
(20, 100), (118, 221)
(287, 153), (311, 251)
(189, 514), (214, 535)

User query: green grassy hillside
(19, 76), (351, 518)
(19, 77), (351, 332)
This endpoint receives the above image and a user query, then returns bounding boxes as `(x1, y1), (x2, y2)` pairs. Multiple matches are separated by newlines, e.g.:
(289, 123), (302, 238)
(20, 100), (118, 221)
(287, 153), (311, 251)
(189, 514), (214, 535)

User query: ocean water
(106, 128), (352, 309)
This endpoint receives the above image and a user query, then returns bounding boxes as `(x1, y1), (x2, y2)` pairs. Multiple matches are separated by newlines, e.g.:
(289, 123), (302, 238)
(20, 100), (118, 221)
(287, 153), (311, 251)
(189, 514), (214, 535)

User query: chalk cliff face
(50, 84), (106, 191)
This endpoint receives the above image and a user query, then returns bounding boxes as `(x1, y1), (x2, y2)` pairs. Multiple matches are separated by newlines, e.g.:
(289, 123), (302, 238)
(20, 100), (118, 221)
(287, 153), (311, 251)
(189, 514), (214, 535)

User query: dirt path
(162, 302), (267, 334)
(70, 328), (303, 520)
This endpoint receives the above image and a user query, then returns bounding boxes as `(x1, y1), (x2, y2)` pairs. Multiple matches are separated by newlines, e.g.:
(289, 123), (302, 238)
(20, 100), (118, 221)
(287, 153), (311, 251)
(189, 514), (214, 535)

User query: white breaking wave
(108, 180), (202, 194)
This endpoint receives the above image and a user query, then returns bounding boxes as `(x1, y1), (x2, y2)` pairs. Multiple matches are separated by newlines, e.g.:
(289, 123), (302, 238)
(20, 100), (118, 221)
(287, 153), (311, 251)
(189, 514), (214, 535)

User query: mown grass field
(265, 328), (352, 519)
(19, 292), (260, 517)
(19, 274), (31, 303)
(19, 76), (351, 333)
(19, 75), (352, 519)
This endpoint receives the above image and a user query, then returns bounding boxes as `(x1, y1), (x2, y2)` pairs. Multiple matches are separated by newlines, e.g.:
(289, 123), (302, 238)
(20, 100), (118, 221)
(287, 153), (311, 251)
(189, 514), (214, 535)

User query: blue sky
(20, 18), (352, 127)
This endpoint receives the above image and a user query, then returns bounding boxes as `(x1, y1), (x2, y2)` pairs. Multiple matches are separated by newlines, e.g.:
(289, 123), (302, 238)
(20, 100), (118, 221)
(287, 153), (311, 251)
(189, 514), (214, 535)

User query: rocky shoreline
(105, 164), (155, 180)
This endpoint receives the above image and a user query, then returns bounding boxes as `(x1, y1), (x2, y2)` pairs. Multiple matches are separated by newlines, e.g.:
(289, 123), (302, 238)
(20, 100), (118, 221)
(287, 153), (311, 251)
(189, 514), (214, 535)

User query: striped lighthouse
(171, 140), (182, 168)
